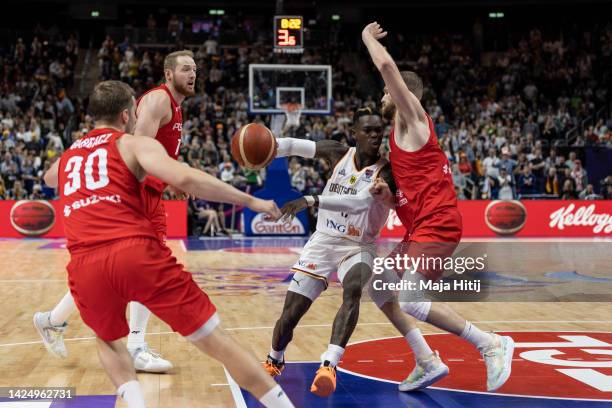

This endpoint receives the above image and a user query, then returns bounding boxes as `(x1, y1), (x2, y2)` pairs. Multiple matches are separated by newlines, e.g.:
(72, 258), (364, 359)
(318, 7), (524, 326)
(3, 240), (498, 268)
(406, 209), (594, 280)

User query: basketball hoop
(281, 103), (302, 128)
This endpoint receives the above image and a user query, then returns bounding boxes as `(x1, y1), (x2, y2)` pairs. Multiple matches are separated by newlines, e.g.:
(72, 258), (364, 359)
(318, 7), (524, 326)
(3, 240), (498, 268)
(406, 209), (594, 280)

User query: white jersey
(316, 147), (389, 244)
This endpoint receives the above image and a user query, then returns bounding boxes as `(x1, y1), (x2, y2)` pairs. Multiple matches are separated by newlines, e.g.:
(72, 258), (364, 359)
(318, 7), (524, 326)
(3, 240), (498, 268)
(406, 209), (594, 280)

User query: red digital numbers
(277, 29), (296, 46)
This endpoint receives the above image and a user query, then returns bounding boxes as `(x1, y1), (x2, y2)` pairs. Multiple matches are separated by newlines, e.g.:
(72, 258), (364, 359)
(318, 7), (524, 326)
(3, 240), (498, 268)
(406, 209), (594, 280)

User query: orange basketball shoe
(310, 362), (337, 397)
(263, 355), (285, 377)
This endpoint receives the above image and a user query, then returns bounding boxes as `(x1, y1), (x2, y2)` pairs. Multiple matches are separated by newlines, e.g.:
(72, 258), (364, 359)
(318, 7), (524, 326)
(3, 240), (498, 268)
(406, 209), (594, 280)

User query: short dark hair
(88, 80), (134, 122)
(354, 106), (381, 123)
(164, 50), (195, 71)
(400, 71), (424, 100)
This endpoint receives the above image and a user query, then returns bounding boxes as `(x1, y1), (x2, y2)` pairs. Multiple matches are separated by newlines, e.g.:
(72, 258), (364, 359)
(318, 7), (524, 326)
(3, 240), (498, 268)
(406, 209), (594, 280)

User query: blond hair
(163, 50), (195, 71)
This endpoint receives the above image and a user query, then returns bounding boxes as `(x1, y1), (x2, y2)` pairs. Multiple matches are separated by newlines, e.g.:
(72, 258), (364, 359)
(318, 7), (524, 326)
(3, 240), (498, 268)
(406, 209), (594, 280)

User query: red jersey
(137, 83), (183, 193)
(59, 128), (157, 254)
(389, 115), (461, 239)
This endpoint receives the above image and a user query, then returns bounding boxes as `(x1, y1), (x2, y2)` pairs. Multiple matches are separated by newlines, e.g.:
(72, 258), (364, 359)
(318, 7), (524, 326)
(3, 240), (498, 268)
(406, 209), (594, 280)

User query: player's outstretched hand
(249, 198), (282, 221)
(362, 22), (388, 41)
(370, 178), (395, 207)
(167, 184), (193, 200)
(279, 197), (308, 222)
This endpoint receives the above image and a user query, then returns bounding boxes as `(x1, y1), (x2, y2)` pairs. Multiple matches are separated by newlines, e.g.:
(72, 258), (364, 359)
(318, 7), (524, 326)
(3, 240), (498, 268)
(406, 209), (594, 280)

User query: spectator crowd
(1, 17), (611, 236)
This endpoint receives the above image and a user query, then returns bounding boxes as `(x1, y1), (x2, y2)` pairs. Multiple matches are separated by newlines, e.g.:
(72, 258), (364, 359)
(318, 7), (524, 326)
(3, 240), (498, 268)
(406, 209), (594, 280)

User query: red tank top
(59, 128), (157, 254)
(389, 115), (458, 235)
(137, 83), (183, 192)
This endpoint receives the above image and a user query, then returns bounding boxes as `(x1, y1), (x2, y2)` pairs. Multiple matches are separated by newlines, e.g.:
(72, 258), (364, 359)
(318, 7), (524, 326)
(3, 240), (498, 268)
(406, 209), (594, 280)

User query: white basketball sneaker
(398, 351), (449, 392)
(33, 311), (68, 358)
(130, 344), (173, 373)
(480, 333), (515, 392)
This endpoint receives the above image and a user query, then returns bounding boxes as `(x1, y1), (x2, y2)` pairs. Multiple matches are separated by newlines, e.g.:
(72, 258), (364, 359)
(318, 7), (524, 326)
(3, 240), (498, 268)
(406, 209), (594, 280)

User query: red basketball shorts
(67, 237), (217, 341)
(141, 184), (167, 245)
(394, 208), (463, 281)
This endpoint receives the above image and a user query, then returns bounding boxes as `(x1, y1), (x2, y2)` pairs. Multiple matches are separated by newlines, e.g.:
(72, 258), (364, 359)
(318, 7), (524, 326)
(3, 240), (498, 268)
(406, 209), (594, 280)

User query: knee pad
(398, 301), (431, 322)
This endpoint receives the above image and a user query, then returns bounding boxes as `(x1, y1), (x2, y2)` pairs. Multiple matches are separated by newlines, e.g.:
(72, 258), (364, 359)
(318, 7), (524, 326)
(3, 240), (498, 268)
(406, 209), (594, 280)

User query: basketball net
(270, 103), (302, 137)
(282, 103), (302, 128)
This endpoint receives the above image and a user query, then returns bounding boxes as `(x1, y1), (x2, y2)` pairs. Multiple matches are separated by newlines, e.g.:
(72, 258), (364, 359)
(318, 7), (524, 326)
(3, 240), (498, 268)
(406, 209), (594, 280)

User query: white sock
(321, 344), (344, 367)
(50, 291), (76, 326)
(461, 321), (494, 350)
(117, 380), (146, 408)
(259, 384), (294, 408)
(269, 348), (284, 362)
(405, 328), (434, 362)
(127, 302), (151, 351)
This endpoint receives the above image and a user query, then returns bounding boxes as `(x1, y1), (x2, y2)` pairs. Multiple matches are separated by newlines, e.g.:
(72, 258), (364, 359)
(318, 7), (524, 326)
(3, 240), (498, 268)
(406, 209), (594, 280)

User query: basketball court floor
(1, 236), (611, 407)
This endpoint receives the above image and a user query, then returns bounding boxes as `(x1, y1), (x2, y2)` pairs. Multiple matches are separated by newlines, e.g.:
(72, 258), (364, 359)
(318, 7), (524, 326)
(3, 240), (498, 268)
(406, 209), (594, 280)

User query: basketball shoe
(398, 351), (449, 392)
(33, 311), (68, 358)
(263, 355), (285, 377)
(130, 344), (173, 373)
(480, 333), (515, 391)
(310, 361), (337, 397)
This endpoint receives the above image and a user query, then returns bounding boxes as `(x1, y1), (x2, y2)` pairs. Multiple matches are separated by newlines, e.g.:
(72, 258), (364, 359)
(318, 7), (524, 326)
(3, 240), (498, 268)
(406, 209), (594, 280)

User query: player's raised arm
(133, 91), (170, 138)
(362, 23), (428, 129)
(276, 138), (348, 166)
(120, 135), (281, 219)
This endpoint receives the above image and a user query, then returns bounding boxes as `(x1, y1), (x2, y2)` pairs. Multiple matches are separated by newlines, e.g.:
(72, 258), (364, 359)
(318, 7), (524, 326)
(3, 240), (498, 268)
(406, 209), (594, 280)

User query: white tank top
(316, 147), (390, 244)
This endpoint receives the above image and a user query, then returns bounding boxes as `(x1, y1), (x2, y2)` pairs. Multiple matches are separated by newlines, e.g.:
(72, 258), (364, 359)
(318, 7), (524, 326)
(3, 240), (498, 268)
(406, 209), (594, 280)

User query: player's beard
(174, 80), (196, 97)
(381, 102), (396, 120)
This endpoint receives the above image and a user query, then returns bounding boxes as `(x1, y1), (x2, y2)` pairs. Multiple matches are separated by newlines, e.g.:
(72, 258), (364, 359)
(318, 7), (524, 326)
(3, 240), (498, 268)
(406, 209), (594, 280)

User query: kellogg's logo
(549, 204), (612, 234)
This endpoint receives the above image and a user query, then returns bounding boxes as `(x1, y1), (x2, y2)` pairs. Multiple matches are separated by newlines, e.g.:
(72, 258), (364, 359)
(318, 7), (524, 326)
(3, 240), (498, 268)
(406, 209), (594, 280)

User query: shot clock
(273, 15), (304, 54)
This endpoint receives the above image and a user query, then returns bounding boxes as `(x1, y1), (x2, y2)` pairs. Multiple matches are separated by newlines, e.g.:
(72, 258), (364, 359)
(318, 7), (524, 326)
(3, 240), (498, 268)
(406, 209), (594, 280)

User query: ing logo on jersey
(349, 175), (357, 185)
(172, 123), (183, 131)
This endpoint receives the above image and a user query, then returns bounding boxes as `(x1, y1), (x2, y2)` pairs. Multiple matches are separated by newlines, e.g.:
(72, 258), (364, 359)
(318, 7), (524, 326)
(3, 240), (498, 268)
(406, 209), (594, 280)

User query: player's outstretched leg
(310, 263), (369, 397)
(425, 302), (515, 391)
(368, 267), (449, 391)
(379, 299), (449, 391)
(96, 337), (146, 408)
(264, 290), (313, 377)
(33, 290), (76, 358)
(192, 322), (294, 407)
(397, 270), (514, 392)
(126, 302), (173, 373)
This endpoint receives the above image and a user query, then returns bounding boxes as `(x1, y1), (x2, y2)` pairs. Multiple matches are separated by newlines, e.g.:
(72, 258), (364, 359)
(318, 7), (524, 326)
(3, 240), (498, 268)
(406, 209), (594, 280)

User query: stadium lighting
(91, 10), (100, 17)
(489, 11), (505, 18)
(209, 9), (225, 15)
(331, 14), (340, 21)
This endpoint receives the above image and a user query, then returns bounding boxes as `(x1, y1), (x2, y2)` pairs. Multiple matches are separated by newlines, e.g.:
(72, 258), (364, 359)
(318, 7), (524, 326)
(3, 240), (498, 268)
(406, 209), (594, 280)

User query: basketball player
(262, 108), (447, 397)
(53, 80), (291, 408)
(34, 50), (195, 372)
(359, 22), (514, 392)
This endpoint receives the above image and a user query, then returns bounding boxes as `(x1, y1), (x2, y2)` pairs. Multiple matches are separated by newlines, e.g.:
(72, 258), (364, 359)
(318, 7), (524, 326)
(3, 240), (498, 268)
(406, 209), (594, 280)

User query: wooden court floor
(0, 238), (611, 407)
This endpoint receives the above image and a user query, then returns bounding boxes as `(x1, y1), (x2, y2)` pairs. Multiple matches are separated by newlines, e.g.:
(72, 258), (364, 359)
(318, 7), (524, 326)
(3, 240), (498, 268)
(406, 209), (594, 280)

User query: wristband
(304, 196), (315, 207)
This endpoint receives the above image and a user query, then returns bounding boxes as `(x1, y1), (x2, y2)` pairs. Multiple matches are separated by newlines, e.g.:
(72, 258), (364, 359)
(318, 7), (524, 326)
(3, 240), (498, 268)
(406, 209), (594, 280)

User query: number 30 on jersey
(63, 148), (110, 196)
